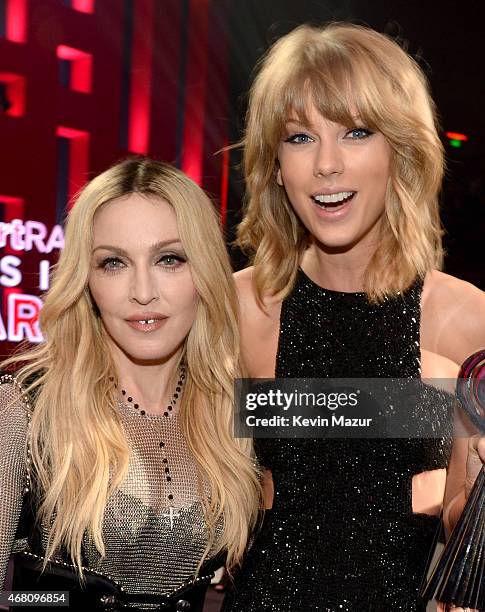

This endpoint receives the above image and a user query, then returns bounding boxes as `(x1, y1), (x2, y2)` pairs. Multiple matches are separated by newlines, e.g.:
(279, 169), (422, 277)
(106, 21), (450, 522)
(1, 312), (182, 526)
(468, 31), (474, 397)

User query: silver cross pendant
(162, 506), (180, 530)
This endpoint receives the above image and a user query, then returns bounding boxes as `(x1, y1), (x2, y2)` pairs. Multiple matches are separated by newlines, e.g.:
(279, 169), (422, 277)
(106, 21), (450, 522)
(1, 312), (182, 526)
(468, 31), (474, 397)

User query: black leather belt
(11, 550), (218, 612)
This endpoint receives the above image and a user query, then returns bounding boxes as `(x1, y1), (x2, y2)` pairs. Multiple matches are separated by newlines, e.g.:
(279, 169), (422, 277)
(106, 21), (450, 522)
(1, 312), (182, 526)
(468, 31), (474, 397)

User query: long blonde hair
(238, 23), (444, 303)
(3, 158), (261, 573)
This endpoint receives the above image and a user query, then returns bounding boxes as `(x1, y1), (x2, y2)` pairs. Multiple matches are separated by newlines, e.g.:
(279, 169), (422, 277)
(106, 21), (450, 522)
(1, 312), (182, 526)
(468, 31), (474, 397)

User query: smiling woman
(89, 194), (198, 366)
(276, 109), (392, 255)
(0, 158), (261, 611)
(222, 22), (485, 612)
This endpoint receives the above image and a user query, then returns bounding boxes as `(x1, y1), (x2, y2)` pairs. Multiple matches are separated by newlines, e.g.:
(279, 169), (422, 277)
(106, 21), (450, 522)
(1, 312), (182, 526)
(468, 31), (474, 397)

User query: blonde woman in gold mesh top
(0, 158), (261, 611)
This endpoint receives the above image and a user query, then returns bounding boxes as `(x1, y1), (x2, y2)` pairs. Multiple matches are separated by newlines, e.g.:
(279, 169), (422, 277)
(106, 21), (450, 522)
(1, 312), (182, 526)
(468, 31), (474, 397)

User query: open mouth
(311, 191), (356, 211)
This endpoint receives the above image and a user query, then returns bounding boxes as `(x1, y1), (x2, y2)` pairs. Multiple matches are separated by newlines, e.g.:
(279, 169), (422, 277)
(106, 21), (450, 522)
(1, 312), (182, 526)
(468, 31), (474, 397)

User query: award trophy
(421, 349), (485, 610)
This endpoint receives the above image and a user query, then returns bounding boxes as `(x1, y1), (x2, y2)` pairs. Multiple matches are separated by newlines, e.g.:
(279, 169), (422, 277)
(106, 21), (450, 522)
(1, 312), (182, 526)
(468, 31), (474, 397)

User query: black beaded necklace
(119, 365), (186, 529)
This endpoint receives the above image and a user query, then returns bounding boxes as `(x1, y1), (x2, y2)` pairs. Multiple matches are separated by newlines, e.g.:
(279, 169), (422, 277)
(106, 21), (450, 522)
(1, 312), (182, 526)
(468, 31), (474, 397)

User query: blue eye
(284, 133), (314, 144)
(99, 257), (125, 271)
(345, 127), (373, 139)
(158, 254), (185, 269)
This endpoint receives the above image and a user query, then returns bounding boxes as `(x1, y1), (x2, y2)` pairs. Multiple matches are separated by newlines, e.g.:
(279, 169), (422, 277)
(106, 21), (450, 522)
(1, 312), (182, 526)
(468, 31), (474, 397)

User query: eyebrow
(92, 239), (182, 256)
(284, 114), (363, 128)
(284, 118), (310, 128)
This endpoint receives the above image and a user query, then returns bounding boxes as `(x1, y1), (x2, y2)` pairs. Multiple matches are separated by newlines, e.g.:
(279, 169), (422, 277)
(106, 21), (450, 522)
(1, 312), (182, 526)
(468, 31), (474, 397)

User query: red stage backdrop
(0, 0), (230, 355)
(1, 0), (482, 356)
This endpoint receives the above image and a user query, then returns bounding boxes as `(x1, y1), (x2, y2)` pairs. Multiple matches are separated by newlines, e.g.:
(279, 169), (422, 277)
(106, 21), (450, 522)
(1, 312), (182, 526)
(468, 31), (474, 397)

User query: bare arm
(421, 271), (485, 365)
(234, 267), (282, 378)
(235, 268), (281, 511)
(422, 272), (485, 532)
(261, 469), (274, 510)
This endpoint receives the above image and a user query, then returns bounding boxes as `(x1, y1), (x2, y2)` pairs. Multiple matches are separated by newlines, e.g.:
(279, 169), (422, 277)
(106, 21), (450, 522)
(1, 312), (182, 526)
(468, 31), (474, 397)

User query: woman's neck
(301, 239), (376, 293)
(109, 343), (184, 414)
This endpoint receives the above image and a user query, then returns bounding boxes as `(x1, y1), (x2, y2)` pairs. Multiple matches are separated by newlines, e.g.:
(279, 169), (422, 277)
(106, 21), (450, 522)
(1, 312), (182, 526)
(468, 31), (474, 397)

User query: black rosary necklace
(120, 365), (186, 530)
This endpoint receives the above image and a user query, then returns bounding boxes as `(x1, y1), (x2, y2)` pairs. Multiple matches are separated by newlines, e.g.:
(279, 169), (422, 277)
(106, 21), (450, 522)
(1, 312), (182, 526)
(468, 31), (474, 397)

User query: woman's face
(88, 193), (198, 364)
(276, 102), (392, 253)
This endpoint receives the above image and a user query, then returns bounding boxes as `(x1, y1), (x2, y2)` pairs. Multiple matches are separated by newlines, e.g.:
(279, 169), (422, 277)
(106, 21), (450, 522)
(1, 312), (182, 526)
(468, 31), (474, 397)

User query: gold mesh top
(0, 377), (223, 597)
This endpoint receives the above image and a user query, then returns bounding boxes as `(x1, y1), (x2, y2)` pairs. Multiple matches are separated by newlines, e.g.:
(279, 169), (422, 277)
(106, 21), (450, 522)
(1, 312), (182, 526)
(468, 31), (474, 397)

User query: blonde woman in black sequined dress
(0, 158), (261, 611)
(222, 23), (485, 612)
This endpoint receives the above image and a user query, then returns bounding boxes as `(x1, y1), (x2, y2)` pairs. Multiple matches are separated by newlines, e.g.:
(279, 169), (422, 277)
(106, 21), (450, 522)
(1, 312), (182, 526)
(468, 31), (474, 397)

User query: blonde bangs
(253, 35), (358, 153)
(239, 23), (444, 304)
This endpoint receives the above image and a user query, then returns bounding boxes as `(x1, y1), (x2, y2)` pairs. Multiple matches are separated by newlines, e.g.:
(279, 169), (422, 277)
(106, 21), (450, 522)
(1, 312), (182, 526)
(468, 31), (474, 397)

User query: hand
(465, 435), (485, 498)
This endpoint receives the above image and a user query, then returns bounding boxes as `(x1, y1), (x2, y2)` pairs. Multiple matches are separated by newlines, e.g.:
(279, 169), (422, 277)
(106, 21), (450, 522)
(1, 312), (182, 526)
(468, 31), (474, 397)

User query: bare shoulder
(233, 267), (256, 309)
(234, 267), (282, 323)
(234, 267), (282, 377)
(423, 270), (485, 302)
(421, 270), (485, 365)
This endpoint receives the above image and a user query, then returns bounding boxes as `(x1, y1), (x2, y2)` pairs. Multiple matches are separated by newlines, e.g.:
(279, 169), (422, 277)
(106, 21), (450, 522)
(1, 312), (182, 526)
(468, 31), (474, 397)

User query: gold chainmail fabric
(0, 378), (223, 600)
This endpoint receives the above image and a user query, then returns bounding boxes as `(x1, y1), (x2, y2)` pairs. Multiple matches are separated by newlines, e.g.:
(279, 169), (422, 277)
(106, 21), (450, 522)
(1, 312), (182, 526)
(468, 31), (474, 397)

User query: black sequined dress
(223, 269), (454, 612)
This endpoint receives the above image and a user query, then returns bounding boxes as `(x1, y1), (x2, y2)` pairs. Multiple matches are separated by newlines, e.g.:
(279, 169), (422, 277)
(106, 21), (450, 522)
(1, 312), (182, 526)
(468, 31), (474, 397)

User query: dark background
(0, 0), (483, 354)
(225, 0), (485, 279)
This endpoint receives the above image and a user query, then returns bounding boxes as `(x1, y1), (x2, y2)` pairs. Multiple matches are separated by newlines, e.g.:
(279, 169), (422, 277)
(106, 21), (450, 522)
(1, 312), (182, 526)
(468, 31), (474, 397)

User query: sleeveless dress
(223, 269), (454, 612)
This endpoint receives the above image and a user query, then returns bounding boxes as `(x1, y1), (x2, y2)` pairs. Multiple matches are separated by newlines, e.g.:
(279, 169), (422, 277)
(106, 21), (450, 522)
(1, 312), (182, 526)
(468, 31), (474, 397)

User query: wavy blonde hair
(238, 22), (445, 303)
(3, 158), (261, 574)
